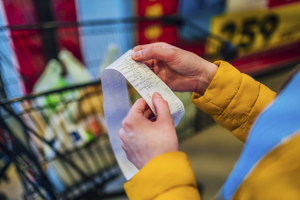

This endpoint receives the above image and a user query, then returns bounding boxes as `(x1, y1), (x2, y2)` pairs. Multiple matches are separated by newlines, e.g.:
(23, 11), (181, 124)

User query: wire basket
(0, 17), (235, 199)
(0, 148), (10, 183)
(0, 82), (121, 200)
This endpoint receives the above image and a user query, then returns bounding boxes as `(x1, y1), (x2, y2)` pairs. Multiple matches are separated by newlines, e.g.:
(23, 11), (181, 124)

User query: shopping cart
(0, 17), (236, 199)
(0, 150), (10, 183)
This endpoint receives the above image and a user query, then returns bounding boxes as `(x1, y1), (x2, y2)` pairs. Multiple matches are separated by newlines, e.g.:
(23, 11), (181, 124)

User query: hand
(119, 92), (179, 169)
(132, 42), (218, 95)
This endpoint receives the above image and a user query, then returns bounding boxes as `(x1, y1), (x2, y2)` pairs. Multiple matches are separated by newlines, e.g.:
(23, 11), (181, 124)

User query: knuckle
(118, 129), (125, 139)
(158, 116), (173, 125)
(149, 46), (155, 55)
(159, 99), (168, 106)
(126, 154), (132, 163)
(122, 118), (131, 129)
(167, 48), (176, 56)
(121, 142), (126, 150)
(136, 98), (145, 104)
(154, 43), (162, 48)
(139, 49), (144, 57)
(133, 45), (141, 51)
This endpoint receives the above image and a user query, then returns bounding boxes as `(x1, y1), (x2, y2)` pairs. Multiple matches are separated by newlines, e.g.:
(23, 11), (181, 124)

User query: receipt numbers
(107, 50), (184, 122)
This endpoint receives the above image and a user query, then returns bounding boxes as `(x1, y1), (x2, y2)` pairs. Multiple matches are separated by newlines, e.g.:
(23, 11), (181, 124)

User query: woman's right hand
(131, 42), (218, 95)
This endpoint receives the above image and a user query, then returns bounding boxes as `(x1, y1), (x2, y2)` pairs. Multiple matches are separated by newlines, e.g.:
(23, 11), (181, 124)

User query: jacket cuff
(124, 152), (197, 200)
(191, 61), (242, 115)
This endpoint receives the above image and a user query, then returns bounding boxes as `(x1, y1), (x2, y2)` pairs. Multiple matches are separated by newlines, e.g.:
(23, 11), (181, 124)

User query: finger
(121, 142), (133, 163)
(132, 46), (176, 62)
(122, 98), (148, 130)
(120, 140), (135, 164)
(132, 42), (179, 52)
(121, 142), (127, 152)
(132, 46), (154, 68)
(119, 128), (128, 142)
(143, 60), (154, 69)
(133, 44), (151, 52)
(152, 92), (173, 122)
(129, 98), (148, 117)
(121, 140), (130, 152)
(133, 43), (167, 52)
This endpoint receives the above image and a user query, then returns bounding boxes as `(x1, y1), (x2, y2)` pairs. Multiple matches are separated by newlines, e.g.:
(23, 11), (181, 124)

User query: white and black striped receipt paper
(100, 50), (185, 180)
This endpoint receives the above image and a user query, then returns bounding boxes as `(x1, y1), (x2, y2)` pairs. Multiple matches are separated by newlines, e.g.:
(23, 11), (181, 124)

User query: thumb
(152, 92), (172, 122)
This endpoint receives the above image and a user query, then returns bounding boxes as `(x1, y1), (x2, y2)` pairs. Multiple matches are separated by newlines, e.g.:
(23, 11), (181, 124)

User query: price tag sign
(207, 3), (300, 56)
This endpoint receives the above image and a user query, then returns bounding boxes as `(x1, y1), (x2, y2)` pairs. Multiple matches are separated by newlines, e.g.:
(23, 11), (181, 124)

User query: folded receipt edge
(100, 50), (185, 180)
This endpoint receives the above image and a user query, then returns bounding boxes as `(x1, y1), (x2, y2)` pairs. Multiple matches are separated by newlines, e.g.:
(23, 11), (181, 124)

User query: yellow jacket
(124, 61), (300, 200)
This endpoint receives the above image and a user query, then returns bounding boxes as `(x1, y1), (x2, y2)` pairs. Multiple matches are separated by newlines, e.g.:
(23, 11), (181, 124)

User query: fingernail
(132, 51), (141, 59)
(154, 92), (162, 98)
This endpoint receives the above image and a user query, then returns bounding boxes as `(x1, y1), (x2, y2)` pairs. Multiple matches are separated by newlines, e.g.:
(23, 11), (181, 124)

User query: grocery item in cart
(33, 59), (64, 93)
(33, 50), (97, 122)
(75, 84), (104, 121)
(42, 113), (109, 188)
(33, 59), (69, 108)
(58, 49), (93, 84)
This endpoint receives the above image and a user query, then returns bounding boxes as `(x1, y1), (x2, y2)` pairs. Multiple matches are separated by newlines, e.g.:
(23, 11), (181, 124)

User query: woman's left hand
(119, 92), (179, 169)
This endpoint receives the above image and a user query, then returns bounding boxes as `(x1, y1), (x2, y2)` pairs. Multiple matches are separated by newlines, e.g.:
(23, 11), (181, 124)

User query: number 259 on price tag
(207, 3), (300, 56)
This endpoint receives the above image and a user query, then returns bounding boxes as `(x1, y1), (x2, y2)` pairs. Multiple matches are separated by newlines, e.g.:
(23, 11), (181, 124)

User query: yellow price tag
(208, 2), (300, 56)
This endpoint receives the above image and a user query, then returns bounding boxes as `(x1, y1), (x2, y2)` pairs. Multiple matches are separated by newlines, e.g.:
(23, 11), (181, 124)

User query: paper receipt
(100, 50), (185, 180)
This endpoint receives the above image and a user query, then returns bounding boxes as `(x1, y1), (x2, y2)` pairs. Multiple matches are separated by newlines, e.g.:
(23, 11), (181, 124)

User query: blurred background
(0, 0), (299, 199)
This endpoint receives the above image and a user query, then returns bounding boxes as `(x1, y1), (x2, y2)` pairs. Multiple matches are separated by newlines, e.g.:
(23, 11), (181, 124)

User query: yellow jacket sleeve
(124, 61), (276, 199)
(192, 61), (276, 142)
(124, 152), (201, 200)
